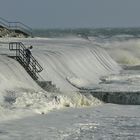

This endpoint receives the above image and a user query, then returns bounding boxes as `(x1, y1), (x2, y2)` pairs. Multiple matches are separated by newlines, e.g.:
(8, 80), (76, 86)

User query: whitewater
(0, 30), (140, 139)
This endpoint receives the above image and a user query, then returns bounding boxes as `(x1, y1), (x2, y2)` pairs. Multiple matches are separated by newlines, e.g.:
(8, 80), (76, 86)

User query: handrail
(8, 22), (33, 36)
(9, 42), (43, 79)
(18, 42), (43, 72)
(0, 17), (33, 37)
(0, 17), (9, 25)
(0, 17), (10, 27)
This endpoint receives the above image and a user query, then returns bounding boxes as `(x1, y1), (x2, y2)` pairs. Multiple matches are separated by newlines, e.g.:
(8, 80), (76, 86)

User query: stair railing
(0, 17), (10, 28)
(0, 17), (33, 37)
(9, 42), (43, 79)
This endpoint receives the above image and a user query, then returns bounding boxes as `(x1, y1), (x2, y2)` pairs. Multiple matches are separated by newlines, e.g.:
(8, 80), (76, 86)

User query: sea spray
(103, 39), (140, 65)
(13, 90), (102, 114)
(57, 91), (102, 107)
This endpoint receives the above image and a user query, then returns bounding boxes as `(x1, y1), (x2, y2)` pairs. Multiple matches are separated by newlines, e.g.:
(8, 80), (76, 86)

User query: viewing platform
(0, 17), (33, 37)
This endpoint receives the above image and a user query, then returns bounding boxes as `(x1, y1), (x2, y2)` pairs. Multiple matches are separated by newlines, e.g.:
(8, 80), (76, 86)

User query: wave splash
(0, 88), (102, 121)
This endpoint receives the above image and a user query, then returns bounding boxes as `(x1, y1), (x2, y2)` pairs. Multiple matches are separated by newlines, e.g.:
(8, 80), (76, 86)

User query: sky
(0, 0), (140, 29)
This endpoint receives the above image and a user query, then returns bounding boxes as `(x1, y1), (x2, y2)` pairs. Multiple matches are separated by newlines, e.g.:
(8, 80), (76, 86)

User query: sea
(0, 28), (140, 139)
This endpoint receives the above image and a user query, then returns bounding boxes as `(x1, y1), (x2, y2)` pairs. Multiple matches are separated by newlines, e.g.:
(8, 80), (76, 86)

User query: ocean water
(0, 28), (140, 139)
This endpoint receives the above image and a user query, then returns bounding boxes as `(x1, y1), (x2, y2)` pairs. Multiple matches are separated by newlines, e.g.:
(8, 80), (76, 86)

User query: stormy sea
(0, 28), (140, 139)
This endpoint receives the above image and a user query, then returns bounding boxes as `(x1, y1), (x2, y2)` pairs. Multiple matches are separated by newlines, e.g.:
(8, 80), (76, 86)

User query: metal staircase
(0, 17), (33, 37)
(9, 42), (43, 80)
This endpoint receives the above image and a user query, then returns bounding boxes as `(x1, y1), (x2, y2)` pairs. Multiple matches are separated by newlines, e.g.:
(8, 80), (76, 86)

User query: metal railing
(0, 17), (33, 37)
(9, 42), (43, 80)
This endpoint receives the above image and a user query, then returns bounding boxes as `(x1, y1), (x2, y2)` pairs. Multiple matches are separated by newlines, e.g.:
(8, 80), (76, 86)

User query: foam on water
(0, 89), (102, 121)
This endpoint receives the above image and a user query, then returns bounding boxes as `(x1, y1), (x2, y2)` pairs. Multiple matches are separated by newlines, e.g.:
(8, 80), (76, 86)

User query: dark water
(33, 28), (140, 38)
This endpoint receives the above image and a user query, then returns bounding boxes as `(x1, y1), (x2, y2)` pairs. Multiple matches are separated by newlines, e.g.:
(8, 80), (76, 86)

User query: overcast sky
(0, 0), (140, 28)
